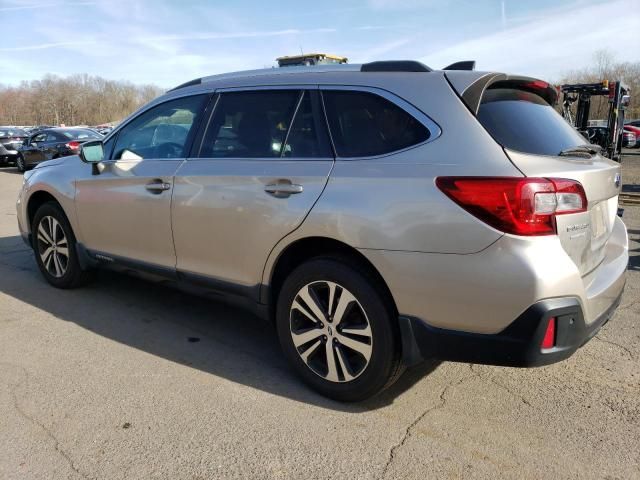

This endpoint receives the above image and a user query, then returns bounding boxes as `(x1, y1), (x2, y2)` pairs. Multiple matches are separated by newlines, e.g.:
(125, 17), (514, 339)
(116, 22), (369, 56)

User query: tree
(0, 74), (164, 126)
(558, 50), (639, 121)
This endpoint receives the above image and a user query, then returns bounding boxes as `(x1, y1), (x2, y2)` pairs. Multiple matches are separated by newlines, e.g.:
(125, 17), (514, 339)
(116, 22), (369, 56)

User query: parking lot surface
(0, 161), (639, 480)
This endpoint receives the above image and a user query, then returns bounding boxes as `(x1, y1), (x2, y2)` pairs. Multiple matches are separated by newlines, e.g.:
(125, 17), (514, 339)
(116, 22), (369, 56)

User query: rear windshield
(60, 129), (102, 140)
(0, 128), (27, 137)
(478, 88), (588, 156)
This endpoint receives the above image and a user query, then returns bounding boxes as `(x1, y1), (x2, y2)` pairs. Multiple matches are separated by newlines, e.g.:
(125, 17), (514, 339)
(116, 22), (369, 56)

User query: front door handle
(145, 180), (172, 193)
(264, 181), (304, 198)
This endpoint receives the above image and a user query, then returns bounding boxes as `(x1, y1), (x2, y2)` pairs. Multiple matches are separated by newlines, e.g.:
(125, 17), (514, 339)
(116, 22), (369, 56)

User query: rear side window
(199, 90), (299, 158)
(322, 90), (430, 157)
(478, 88), (588, 156)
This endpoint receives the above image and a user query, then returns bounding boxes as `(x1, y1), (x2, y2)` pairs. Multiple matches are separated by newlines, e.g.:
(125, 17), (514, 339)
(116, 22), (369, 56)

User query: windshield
(0, 128), (27, 137)
(60, 129), (102, 140)
(478, 88), (588, 156)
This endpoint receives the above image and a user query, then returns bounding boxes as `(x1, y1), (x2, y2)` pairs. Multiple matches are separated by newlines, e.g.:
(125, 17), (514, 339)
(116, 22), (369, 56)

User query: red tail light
(435, 177), (587, 236)
(65, 141), (80, 150)
(541, 317), (556, 350)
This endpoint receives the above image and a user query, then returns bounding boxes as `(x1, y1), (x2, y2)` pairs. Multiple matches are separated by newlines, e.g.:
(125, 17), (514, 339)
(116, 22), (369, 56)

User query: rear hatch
(462, 77), (621, 276)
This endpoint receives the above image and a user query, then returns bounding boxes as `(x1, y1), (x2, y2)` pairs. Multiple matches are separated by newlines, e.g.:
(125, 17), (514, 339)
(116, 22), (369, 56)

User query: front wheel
(32, 202), (91, 289)
(276, 258), (403, 402)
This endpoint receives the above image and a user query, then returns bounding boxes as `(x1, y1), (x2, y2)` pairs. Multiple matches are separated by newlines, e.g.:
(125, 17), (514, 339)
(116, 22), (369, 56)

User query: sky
(0, 0), (639, 88)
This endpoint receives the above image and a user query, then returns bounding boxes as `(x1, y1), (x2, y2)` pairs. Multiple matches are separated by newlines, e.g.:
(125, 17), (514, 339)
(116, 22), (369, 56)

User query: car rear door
(171, 87), (334, 295)
(25, 132), (47, 165)
(74, 93), (210, 269)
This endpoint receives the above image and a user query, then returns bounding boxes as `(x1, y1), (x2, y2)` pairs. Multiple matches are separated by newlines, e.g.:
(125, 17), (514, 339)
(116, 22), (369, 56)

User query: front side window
(33, 133), (47, 143)
(199, 90), (300, 158)
(113, 94), (207, 160)
(322, 90), (430, 157)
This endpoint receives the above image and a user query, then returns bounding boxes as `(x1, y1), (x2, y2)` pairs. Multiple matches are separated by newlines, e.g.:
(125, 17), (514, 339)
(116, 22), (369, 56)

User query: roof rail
(443, 61), (476, 71)
(168, 78), (202, 92)
(360, 61), (432, 73)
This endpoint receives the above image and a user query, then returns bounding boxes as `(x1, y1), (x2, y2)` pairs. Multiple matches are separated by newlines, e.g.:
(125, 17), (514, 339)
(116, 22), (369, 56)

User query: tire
(31, 202), (91, 289)
(276, 257), (403, 402)
(16, 154), (26, 172)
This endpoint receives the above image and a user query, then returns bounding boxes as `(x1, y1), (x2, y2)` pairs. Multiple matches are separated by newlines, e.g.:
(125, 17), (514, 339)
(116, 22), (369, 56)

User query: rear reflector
(435, 177), (587, 236)
(541, 317), (556, 349)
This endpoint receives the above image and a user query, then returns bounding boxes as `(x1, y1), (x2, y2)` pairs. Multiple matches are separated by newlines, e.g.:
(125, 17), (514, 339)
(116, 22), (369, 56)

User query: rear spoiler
(448, 73), (558, 114)
(443, 61), (476, 71)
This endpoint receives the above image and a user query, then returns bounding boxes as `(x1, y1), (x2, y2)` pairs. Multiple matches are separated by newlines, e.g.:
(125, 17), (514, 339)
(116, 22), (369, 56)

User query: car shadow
(0, 166), (23, 174)
(0, 235), (440, 411)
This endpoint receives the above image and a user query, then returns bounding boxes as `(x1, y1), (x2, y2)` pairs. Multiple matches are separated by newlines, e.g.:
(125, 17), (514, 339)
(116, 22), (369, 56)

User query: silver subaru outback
(16, 61), (628, 401)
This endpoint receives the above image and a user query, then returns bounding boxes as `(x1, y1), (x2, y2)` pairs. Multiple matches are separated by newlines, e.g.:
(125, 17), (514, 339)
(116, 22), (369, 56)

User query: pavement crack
(594, 336), (635, 360)
(379, 373), (476, 480)
(1, 362), (91, 480)
(470, 365), (532, 407)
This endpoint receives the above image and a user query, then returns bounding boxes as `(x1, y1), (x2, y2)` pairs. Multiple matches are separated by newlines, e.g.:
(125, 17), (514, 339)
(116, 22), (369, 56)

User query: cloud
(0, 40), (97, 52)
(419, 0), (640, 79)
(358, 38), (412, 62)
(0, 1), (95, 11)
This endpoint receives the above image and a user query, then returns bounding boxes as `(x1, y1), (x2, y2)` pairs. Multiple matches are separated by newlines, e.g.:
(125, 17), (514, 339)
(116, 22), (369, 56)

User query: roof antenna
(299, 46), (304, 55)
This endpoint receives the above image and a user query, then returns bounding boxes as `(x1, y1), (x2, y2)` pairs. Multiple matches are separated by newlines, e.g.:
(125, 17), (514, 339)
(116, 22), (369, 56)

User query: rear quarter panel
(262, 73), (523, 284)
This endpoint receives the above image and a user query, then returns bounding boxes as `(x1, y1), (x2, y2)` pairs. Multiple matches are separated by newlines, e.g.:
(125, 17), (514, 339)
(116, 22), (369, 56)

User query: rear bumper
(400, 288), (624, 367)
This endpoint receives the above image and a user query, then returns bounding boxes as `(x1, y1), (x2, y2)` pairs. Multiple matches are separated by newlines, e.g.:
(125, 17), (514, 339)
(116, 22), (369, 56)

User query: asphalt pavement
(0, 162), (638, 480)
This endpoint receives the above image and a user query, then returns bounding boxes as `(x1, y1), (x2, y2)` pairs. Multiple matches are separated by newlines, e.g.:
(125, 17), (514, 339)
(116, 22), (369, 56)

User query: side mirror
(79, 140), (104, 175)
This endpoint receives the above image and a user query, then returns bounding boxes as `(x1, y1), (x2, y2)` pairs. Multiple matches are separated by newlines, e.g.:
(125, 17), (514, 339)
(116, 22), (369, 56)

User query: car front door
(74, 94), (209, 268)
(171, 88), (335, 297)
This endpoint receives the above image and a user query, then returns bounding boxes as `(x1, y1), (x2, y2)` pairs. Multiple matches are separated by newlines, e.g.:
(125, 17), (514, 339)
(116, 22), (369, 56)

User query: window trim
(191, 85), (334, 162)
(105, 92), (211, 162)
(319, 85), (442, 160)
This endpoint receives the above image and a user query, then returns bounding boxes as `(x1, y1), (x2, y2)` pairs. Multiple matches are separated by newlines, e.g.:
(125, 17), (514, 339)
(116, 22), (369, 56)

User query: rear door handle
(264, 182), (304, 197)
(145, 180), (172, 193)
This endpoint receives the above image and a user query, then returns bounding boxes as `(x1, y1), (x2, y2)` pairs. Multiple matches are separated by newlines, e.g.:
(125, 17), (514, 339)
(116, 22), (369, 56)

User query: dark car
(626, 120), (640, 128)
(17, 127), (102, 172)
(0, 127), (29, 166)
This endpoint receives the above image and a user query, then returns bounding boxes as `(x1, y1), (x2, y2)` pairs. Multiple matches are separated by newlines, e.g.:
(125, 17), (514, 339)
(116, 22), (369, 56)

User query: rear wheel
(276, 257), (403, 402)
(16, 154), (26, 172)
(32, 202), (91, 288)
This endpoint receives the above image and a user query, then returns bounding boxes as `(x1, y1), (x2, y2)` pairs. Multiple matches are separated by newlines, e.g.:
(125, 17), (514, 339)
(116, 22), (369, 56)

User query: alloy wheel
(36, 215), (69, 278)
(289, 281), (373, 383)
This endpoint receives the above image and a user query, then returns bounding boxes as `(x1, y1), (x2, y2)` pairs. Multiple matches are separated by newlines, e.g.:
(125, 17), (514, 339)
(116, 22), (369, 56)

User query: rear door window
(199, 90), (300, 158)
(478, 88), (588, 156)
(283, 91), (333, 158)
(322, 90), (430, 157)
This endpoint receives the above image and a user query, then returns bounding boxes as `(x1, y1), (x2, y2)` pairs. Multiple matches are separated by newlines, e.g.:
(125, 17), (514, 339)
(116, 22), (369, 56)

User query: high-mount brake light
(435, 177), (587, 236)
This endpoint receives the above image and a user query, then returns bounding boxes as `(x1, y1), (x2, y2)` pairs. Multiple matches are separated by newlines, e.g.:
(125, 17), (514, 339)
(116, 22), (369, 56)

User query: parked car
(623, 125), (640, 147)
(626, 120), (640, 128)
(16, 61), (628, 401)
(0, 127), (29, 166)
(16, 127), (102, 172)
